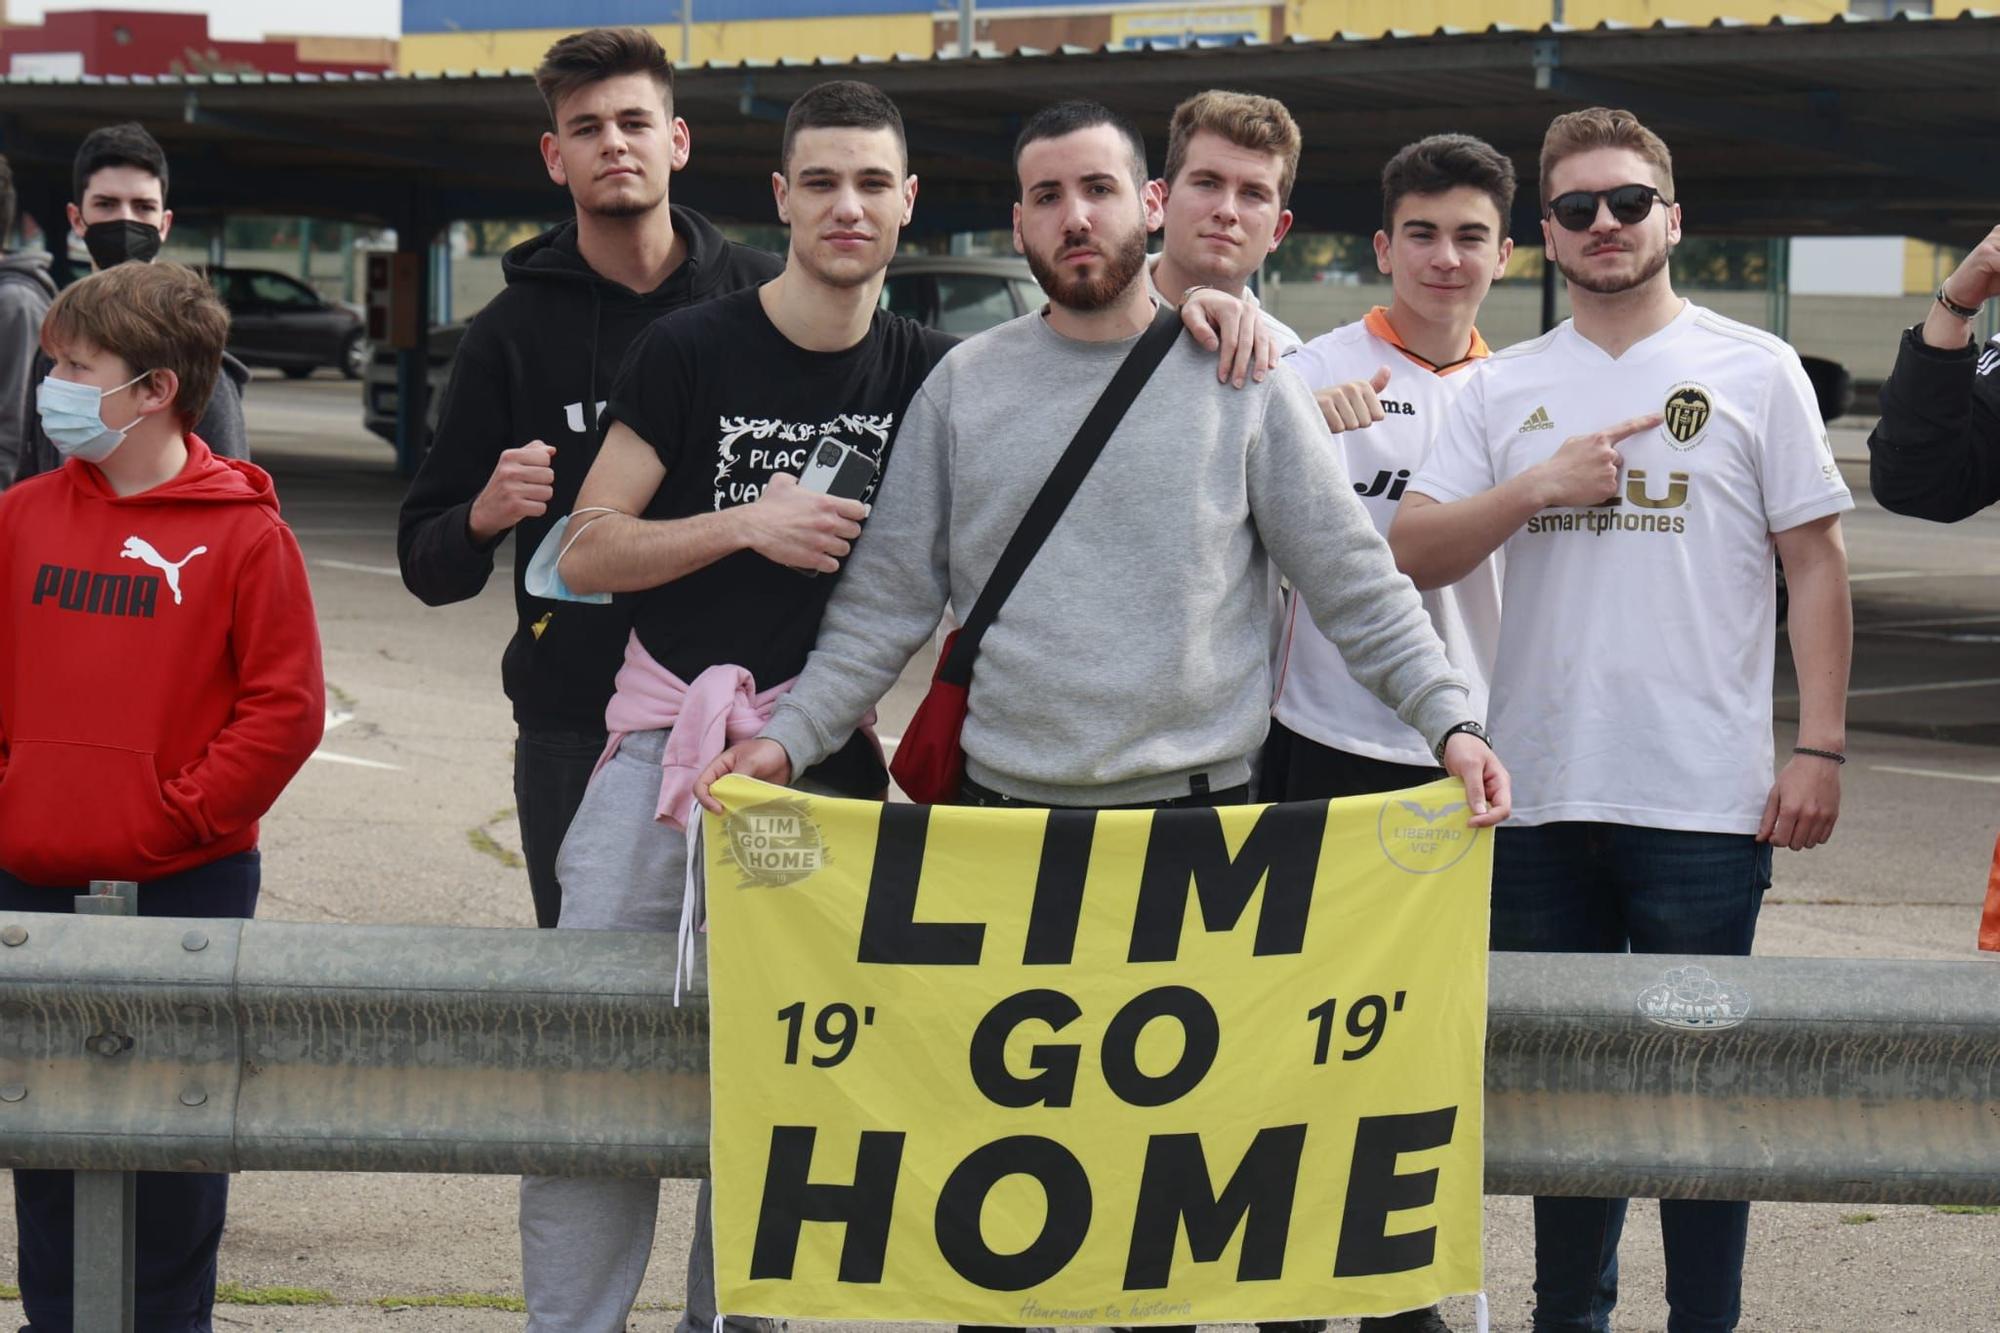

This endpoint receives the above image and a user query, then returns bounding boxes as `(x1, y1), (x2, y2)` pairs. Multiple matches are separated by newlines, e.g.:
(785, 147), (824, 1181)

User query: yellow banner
(703, 777), (1491, 1325)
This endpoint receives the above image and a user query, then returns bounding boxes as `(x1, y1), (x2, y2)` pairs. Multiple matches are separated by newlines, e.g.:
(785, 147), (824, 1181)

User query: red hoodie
(0, 436), (324, 885)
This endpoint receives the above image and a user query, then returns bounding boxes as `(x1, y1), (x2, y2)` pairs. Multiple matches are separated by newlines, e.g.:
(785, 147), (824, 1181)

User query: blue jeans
(0, 850), (260, 1333)
(1492, 823), (1772, 1333)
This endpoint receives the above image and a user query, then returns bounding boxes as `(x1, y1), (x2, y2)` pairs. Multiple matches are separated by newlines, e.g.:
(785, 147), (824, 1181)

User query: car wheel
(282, 365), (313, 380)
(341, 331), (368, 380)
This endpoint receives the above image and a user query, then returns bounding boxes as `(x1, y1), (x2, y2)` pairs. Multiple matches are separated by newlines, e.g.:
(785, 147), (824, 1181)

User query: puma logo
(120, 536), (207, 605)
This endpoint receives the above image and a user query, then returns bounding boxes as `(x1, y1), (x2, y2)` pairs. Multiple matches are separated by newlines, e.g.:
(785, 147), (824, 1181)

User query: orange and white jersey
(1272, 308), (1500, 768)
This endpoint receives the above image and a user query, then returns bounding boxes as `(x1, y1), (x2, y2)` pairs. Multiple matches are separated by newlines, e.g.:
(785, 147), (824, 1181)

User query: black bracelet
(1936, 287), (1981, 321)
(1793, 745), (1847, 765)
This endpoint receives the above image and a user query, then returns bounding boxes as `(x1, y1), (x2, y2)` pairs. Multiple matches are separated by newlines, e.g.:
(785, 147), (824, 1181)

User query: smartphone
(792, 437), (877, 577)
(798, 436), (877, 502)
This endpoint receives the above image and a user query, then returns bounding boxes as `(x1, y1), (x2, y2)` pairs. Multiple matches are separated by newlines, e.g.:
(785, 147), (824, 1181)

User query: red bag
(890, 629), (971, 805)
(1981, 831), (2000, 953)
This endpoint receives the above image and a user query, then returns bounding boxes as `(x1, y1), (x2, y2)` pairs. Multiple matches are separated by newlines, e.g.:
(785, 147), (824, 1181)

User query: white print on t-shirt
(711, 413), (896, 510)
(120, 535), (207, 606)
(563, 400), (610, 433)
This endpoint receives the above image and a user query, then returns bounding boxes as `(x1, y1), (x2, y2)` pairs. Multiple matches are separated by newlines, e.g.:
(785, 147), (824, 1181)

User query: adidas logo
(1518, 406), (1555, 433)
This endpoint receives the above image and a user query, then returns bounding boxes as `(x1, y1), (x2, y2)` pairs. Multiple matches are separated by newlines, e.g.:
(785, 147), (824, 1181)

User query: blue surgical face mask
(523, 507), (617, 605)
(36, 372), (151, 463)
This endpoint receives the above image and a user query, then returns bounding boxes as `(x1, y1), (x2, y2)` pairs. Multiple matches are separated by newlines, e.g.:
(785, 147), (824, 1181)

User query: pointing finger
(1605, 413), (1666, 443)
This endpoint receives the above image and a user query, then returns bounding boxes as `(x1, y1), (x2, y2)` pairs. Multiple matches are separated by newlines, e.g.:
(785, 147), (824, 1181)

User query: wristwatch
(1433, 720), (1490, 764)
(1936, 286), (1982, 321)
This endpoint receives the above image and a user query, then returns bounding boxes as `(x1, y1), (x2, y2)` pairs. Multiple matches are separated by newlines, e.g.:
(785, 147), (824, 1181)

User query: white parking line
(1844, 676), (2000, 699)
(308, 750), (403, 771)
(1861, 612), (2000, 631)
(313, 559), (401, 577)
(1847, 569), (1990, 583)
(1873, 765), (2000, 786)
(309, 706), (400, 769)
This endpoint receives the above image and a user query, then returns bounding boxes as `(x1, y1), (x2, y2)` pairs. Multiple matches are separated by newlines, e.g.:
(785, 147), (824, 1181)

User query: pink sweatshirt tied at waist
(596, 632), (877, 830)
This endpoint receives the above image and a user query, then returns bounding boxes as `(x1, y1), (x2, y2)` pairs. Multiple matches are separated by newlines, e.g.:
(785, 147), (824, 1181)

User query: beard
(1556, 233), (1671, 295)
(1025, 222), (1149, 313)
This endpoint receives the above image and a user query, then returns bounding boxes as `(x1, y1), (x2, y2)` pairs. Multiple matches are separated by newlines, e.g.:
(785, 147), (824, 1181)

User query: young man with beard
(1260, 132), (1518, 1333)
(698, 102), (1507, 895)
(11, 122), (250, 485)
(542, 81), (1270, 1332)
(1389, 107), (1853, 1333)
(1148, 89), (1304, 354)
(397, 28), (781, 932)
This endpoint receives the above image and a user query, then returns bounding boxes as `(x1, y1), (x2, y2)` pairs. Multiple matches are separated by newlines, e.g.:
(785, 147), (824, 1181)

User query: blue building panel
(405, 0), (1197, 33)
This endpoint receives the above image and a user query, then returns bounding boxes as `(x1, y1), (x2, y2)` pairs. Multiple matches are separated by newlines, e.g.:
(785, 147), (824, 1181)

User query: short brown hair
(1162, 90), (1302, 205)
(40, 263), (226, 429)
(1539, 107), (1674, 206)
(535, 27), (674, 127)
(782, 80), (906, 174)
(1381, 134), (1517, 232)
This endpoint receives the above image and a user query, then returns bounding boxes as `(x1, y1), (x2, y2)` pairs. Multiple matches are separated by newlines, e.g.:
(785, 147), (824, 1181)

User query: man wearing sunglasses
(1390, 106), (1854, 1333)
(1867, 222), (2000, 520)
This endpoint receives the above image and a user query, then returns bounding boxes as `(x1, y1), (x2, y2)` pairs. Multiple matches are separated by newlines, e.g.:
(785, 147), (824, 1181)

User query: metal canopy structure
(1, 12), (1992, 470)
(0, 11), (1994, 245)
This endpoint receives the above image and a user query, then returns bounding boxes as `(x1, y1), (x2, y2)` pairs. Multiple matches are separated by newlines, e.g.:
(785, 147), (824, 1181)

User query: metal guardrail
(1, 912), (1995, 1203)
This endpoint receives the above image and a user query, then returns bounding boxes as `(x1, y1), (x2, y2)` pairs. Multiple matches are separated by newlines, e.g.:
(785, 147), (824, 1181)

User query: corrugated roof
(0, 12), (1991, 242)
(1, 9), (1991, 85)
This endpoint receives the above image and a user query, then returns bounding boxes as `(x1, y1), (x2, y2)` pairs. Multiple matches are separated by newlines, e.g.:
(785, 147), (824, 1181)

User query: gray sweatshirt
(761, 309), (1471, 806)
(0, 251), (55, 486)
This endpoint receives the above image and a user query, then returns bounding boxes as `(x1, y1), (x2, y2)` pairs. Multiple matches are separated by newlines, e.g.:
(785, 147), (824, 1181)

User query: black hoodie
(396, 208), (782, 731)
(1867, 325), (2000, 523)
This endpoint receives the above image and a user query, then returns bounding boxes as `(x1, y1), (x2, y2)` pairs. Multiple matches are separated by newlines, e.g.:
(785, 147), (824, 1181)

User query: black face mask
(81, 219), (162, 269)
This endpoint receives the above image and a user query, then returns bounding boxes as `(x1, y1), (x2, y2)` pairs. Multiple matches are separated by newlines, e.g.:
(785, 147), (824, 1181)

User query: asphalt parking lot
(3, 373), (1996, 1330)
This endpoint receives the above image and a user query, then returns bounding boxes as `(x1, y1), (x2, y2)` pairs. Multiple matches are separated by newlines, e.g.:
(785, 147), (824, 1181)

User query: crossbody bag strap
(937, 304), (1183, 687)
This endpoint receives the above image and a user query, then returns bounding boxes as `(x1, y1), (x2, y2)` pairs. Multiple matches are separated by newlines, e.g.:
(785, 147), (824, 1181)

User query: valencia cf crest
(1662, 383), (1712, 449)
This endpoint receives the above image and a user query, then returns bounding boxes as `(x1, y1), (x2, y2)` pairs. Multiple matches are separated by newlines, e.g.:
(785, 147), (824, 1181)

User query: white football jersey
(1272, 309), (1499, 767)
(1411, 301), (1852, 833)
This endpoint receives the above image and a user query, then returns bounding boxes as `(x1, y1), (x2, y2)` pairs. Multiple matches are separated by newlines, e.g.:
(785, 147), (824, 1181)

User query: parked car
(877, 254), (1041, 333)
(208, 267), (368, 379)
(364, 253), (1042, 453)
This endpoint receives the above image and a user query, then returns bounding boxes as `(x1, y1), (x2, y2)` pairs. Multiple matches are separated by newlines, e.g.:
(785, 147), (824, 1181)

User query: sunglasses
(1544, 184), (1670, 232)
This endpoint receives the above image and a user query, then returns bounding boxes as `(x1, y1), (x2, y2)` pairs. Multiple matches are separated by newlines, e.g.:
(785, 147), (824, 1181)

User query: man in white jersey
(1145, 89), (1304, 358)
(1266, 134), (1513, 815)
(1388, 107), (1853, 1333)
(1259, 133), (1516, 1333)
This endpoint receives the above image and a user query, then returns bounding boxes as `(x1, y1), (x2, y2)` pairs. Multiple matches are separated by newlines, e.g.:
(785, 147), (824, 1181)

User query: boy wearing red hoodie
(0, 261), (324, 1331)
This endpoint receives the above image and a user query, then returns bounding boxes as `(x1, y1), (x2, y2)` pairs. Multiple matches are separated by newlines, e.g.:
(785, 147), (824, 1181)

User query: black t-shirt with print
(603, 284), (956, 794)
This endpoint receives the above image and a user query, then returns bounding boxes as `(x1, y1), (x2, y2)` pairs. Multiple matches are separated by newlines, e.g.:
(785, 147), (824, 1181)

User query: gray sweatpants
(520, 727), (778, 1333)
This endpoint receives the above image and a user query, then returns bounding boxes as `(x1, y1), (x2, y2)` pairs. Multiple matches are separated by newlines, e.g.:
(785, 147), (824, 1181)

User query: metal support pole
(1539, 255), (1558, 332)
(393, 215), (435, 479)
(206, 222), (225, 272)
(1765, 236), (1792, 340)
(297, 217), (313, 284)
(340, 222), (356, 304)
(682, 0), (693, 64)
(72, 880), (137, 1333)
(958, 0), (975, 56)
